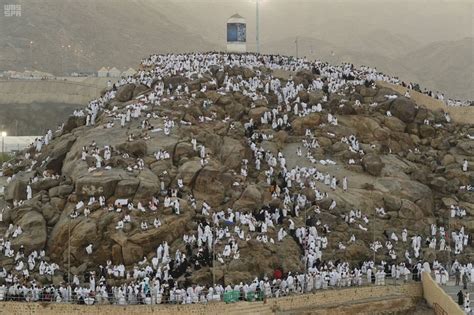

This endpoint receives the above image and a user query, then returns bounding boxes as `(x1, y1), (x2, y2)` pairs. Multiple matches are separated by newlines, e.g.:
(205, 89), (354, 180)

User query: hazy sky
(1, 0), (472, 99)
(167, 0), (473, 50)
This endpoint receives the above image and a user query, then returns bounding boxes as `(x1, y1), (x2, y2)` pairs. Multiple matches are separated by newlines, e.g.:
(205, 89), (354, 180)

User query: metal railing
(0, 272), (422, 306)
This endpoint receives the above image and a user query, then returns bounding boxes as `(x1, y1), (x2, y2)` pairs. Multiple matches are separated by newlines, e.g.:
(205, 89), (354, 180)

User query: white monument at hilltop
(226, 14), (247, 53)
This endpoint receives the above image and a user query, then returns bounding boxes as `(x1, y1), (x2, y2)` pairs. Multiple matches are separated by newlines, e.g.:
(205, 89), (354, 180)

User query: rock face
(115, 84), (135, 102)
(292, 114), (321, 135)
(40, 134), (77, 174)
(234, 185), (263, 210)
(75, 172), (122, 199)
(389, 98), (418, 123)
(4, 178), (28, 202)
(1, 55), (473, 288)
(11, 206), (47, 251)
(116, 140), (147, 158)
(362, 154), (384, 176)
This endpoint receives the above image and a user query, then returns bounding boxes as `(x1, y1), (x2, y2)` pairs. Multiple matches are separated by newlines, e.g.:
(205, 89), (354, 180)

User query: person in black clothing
(462, 272), (468, 289)
(412, 265), (419, 281)
(457, 290), (464, 305)
(322, 84), (329, 95)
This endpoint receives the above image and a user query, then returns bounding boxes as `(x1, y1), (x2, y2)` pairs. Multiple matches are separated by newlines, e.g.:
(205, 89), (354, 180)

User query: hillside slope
(0, 0), (214, 74)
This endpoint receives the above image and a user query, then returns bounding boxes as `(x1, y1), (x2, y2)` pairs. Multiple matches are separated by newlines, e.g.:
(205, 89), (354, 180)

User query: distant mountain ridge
(0, 0), (215, 74)
(0, 0), (472, 100)
(395, 37), (474, 100)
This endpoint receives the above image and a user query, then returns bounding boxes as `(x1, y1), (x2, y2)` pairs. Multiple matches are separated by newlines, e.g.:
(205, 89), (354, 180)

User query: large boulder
(296, 69), (314, 83)
(248, 107), (268, 122)
(457, 140), (474, 155)
(5, 178), (28, 202)
(234, 185), (263, 210)
(172, 142), (195, 165)
(31, 178), (60, 192)
(48, 185), (74, 198)
(116, 140), (147, 158)
(384, 195), (402, 212)
(291, 114), (321, 135)
(42, 202), (61, 226)
(11, 210), (47, 251)
(216, 95), (233, 106)
(419, 124), (435, 138)
(219, 137), (246, 169)
(134, 169), (159, 201)
(344, 242), (371, 261)
(177, 160), (202, 186)
(48, 215), (101, 264)
(75, 172), (122, 199)
(375, 178), (433, 216)
(193, 165), (226, 207)
(128, 213), (191, 255)
(63, 116), (86, 134)
(115, 84), (135, 102)
(115, 178), (140, 199)
(187, 79), (201, 91)
(69, 219), (102, 262)
(111, 244), (123, 264)
(359, 86), (377, 97)
(121, 242), (144, 266)
(132, 84), (149, 98)
(398, 199), (424, 220)
(383, 116), (406, 133)
(163, 75), (187, 89)
(389, 98), (417, 123)
(362, 154), (384, 176)
(45, 135), (77, 174)
(308, 91), (325, 105)
(4, 172), (34, 201)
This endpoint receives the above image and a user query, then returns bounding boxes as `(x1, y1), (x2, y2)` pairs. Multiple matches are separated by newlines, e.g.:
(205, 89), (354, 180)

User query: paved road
(440, 279), (473, 311)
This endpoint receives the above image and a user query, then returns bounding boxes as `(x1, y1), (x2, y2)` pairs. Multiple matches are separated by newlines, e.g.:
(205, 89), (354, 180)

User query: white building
(2, 70), (53, 80)
(122, 67), (136, 77)
(108, 67), (121, 78)
(1, 136), (39, 153)
(97, 67), (109, 78)
(226, 14), (247, 53)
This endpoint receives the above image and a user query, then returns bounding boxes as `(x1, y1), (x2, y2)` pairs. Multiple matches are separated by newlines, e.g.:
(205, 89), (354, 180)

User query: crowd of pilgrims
(397, 81), (472, 107)
(0, 258), (429, 305)
(0, 52), (472, 305)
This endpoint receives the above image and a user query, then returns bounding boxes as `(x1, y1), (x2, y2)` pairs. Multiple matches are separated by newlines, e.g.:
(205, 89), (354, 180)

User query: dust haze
(0, 0), (473, 99)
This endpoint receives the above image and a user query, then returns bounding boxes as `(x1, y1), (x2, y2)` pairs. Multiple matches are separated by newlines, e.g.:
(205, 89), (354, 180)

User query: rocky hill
(0, 53), (473, 287)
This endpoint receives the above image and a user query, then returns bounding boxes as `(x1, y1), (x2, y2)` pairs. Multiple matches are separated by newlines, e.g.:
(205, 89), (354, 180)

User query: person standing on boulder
(342, 177), (348, 192)
(444, 112), (451, 123)
(26, 183), (32, 200)
(462, 159), (468, 172)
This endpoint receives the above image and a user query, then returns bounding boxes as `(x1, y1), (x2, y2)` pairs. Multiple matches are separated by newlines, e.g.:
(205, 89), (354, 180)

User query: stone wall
(0, 79), (105, 105)
(0, 283), (422, 315)
(421, 272), (464, 315)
